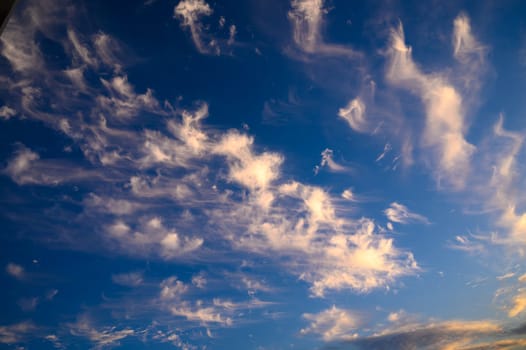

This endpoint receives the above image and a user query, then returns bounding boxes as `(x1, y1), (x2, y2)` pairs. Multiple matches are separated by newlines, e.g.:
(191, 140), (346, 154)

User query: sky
(1, 0), (526, 349)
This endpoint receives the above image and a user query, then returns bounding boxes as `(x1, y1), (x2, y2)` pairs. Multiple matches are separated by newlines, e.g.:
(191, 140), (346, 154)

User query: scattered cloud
(301, 306), (360, 341)
(98, 75), (162, 118)
(68, 315), (135, 349)
(341, 188), (357, 202)
(160, 276), (189, 300)
(174, 0), (213, 54)
(497, 272), (515, 281)
(384, 202), (430, 225)
(315, 149), (350, 174)
(93, 32), (126, 72)
(0, 105), (16, 119)
(3, 144), (99, 185)
(67, 28), (98, 68)
(191, 273), (207, 289)
(105, 217), (203, 260)
(386, 20), (476, 189)
(0, 321), (37, 344)
(227, 25), (236, 46)
(112, 271), (144, 287)
(508, 292), (526, 317)
(288, 0), (358, 57)
(376, 143), (392, 162)
(0, 16), (43, 73)
(170, 303), (233, 326)
(452, 13), (487, 90)
(338, 98), (369, 134)
(448, 235), (487, 255)
(6, 262), (25, 280)
(84, 194), (144, 216)
(18, 297), (39, 312)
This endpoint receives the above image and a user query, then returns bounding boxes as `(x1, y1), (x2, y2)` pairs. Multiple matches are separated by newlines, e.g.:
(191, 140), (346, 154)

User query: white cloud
(160, 276), (189, 300)
(191, 273), (207, 288)
(386, 22), (475, 189)
(64, 66), (87, 90)
(167, 103), (210, 156)
(288, 0), (324, 53)
(341, 188), (356, 201)
(98, 75), (161, 118)
(68, 315), (135, 349)
(44, 334), (63, 348)
(448, 235), (486, 255)
(18, 297), (39, 312)
(376, 143), (392, 162)
(0, 17), (43, 73)
(174, 0), (213, 54)
(112, 271), (144, 287)
(46, 289), (59, 300)
(3, 145), (40, 185)
(452, 13), (487, 92)
(6, 263), (25, 280)
(384, 202), (430, 225)
(240, 275), (273, 294)
(214, 130), (283, 193)
(93, 32), (124, 71)
(301, 306), (360, 341)
(338, 98), (369, 133)
(217, 178), (418, 296)
(316, 149), (349, 173)
(288, 0), (359, 57)
(496, 272), (515, 281)
(85, 194), (143, 215)
(106, 217), (203, 260)
(484, 116), (526, 246)
(0, 105), (16, 119)
(453, 13), (485, 63)
(0, 321), (37, 344)
(3, 144), (99, 185)
(169, 303), (233, 326)
(67, 28), (97, 67)
(0, 6), (419, 300)
(227, 25), (236, 46)
(508, 292), (526, 317)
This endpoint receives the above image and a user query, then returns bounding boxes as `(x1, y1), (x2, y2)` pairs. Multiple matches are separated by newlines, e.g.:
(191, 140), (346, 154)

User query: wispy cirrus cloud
(0, 12), (425, 350)
(314, 148), (351, 175)
(288, 0), (359, 57)
(386, 21), (476, 189)
(174, 0), (213, 54)
(174, 0), (237, 55)
(0, 105), (16, 119)
(301, 306), (360, 341)
(105, 217), (203, 260)
(3, 144), (103, 185)
(157, 275), (272, 327)
(0, 321), (38, 344)
(338, 98), (369, 134)
(452, 13), (487, 91)
(68, 314), (135, 350)
(112, 271), (144, 287)
(6, 262), (26, 280)
(384, 202), (430, 225)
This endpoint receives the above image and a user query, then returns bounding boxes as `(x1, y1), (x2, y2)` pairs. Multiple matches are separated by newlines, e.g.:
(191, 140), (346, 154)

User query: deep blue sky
(2, 0), (526, 349)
